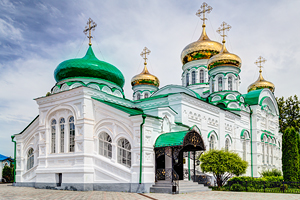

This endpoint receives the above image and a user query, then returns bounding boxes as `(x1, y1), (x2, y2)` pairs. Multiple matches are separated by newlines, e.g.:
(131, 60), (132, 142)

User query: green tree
(200, 149), (248, 187)
(2, 165), (13, 183)
(282, 127), (299, 182)
(276, 95), (300, 133)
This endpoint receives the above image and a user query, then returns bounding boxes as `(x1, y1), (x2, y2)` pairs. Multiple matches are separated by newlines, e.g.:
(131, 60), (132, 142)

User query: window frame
(117, 138), (131, 168)
(69, 116), (75, 152)
(99, 132), (112, 159)
(51, 119), (56, 153)
(27, 148), (34, 170)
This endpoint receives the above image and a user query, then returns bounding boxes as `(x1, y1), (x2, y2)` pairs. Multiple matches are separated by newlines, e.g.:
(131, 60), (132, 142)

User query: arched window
(262, 142), (265, 164)
(266, 141), (269, 164)
(225, 138), (230, 151)
(137, 93), (141, 100)
(69, 116), (75, 152)
(60, 118), (65, 153)
(218, 77), (222, 91)
(228, 77), (233, 91)
(144, 93), (149, 98)
(199, 70), (204, 83)
(51, 119), (56, 153)
(27, 148), (34, 170)
(117, 138), (131, 168)
(186, 73), (190, 86)
(192, 71), (196, 84)
(271, 144), (273, 165)
(212, 81), (214, 93)
(209, 135), (215, 150)
(99, 132), (112, 159)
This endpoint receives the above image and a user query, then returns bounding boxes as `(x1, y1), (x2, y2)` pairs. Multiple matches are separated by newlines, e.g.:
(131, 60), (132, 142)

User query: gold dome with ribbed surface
(247, 70), (275, 93)
(207, 41), (242, 70)
(131, 64), (159, 87)
(181, 25), (223, 65)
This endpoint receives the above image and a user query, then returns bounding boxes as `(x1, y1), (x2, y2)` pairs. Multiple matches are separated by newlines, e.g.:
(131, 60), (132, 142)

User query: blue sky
(0, 0), (299, 157)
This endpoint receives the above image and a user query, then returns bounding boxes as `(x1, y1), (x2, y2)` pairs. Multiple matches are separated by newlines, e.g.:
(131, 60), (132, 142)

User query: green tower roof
(54, 46), (125, 88)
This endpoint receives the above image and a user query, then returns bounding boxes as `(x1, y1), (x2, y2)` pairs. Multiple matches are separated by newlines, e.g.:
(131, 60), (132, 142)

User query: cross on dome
(255, 56), (266, 73)
(196, 2), (212, 26)
(140, 47), (151, 65)
(83, 18), (97, 46)
(217, 22), (231, 43)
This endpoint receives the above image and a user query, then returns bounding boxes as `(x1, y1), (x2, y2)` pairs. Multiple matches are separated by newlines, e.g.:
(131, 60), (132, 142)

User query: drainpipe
(11, 135), (16, 183)
(139, 115), (146, 184)
(250, 109), (253, 177)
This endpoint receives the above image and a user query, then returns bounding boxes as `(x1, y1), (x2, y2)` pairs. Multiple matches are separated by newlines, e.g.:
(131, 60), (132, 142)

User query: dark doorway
(57, 173), (62, 187)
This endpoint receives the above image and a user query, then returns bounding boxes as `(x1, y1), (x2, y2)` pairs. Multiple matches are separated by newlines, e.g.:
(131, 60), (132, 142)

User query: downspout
(11, 135), (16, 183)
(139, 115), (146, 184)
(250, 109), (253, 177)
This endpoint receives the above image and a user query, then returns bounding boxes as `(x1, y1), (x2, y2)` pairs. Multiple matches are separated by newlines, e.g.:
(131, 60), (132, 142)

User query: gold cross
(140, 47), (151, 64)
(83, 18), (97, 46)
(255, 56), (266, 72)
(196, 2), (213, 26)
(217, 22), (231, 43)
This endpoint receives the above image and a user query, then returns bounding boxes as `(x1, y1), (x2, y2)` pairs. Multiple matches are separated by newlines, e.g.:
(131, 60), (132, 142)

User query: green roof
(54, 46), (125, 88)
(243, 89), (264, 105)
(154, 131), (189, 147)
(92, 97), (143, 116)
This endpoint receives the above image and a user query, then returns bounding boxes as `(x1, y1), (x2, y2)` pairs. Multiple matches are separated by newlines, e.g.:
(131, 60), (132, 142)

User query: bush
(230, 183), (245, 191)
(280, 184), (288, 191)
(260, 169), (282, 177)
(2, 166), (13, 183)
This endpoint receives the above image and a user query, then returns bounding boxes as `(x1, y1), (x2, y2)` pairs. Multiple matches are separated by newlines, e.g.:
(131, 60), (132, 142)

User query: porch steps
(149, 180), (211, 194)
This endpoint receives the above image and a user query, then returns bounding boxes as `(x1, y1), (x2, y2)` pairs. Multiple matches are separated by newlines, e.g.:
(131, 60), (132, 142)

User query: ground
(0, 184), (299, 200)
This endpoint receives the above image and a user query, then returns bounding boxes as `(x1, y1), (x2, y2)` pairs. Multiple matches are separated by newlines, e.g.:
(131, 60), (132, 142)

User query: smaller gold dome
(131, 64), (159, 87)
(247, 70), (275, 93)
(207, 41), (242, 70)
(181, 25), (223, 65)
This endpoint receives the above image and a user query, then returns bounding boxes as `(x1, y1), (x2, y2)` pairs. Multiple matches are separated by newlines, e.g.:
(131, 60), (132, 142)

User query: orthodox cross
(217, 22), (231, 43)
(83, 18), (97, 46)
(196, 2), (212, 26)
(140, 47), (151, 65)
(255, 56), (266, 73)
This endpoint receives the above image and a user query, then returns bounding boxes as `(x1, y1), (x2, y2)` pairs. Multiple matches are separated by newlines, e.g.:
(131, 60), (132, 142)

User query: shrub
(260, 169), (282, 177)
(2, 166), (13, 183)
(230, 183), (245, 191)
(280, 184), (288, 191)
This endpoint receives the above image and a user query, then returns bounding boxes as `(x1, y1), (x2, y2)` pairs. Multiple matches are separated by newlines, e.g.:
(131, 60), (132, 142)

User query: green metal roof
(154, 131), (189, 147)
(243, 89), (264, 105)
(92, 97), (143, 116)
(54, 46), (125, 88)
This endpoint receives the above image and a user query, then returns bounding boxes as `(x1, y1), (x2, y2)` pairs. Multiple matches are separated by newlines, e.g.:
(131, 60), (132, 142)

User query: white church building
(12, 4), (281, 193)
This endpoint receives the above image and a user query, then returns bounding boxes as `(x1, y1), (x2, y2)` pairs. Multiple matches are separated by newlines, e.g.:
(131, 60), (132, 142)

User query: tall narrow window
(209, 135), (215, 150)
(218, 77), (223, 91)
(27, 148), (34, 170)
(60, 118), (65, 153)
(186, 73), (190, 86)
(69, 116), (75, 152)
(212, 81), (215, 92)
(225, 138), (229, 151)
(144, 93), (149, 98)
(271, 144), (273, 165)
(199, 70), (204, 83)
(243, 140), (246, 161)
(99, 132), (112, 158)
(266, 142), (269, 164)
(51, 119), (56, 153)
(228, 77), (233, 91)
(118, 138), (131, 168)
(192, 71), (196, 84)
(137, 93), (141, 100)
(262, 142), (265, 164)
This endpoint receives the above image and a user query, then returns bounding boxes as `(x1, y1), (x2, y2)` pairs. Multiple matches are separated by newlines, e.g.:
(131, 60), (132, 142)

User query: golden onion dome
(207, 41), (242, 70)
(181, 24), (223, 65)
(131, 64), (159, 87)
(247, 70), (275, 93)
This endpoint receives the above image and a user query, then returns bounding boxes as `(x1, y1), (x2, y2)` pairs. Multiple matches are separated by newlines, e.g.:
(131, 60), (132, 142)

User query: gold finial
(217, 22), (231, 43)
(196, 2), (212, 27)
(140, 47), (151, 66)
(255, 56), (266, 73)
(83, 18), (97, 46)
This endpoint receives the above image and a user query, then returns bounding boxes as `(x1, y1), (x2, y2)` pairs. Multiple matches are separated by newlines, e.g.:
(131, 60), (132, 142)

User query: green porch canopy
(154, 131), (189, 148)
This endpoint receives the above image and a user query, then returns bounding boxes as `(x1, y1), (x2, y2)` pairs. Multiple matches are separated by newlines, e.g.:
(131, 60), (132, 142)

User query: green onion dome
(54, 46), (125, 88)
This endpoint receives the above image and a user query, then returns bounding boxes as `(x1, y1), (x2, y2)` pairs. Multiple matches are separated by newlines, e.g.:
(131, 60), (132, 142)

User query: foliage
(276, 95), (300, 133)
(200, 149), (248, 187)
(230, 183), (244, 191)
(282, 127), (299, 182)
(2, 166), (13, 183)
(260, 169), (282, 177)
